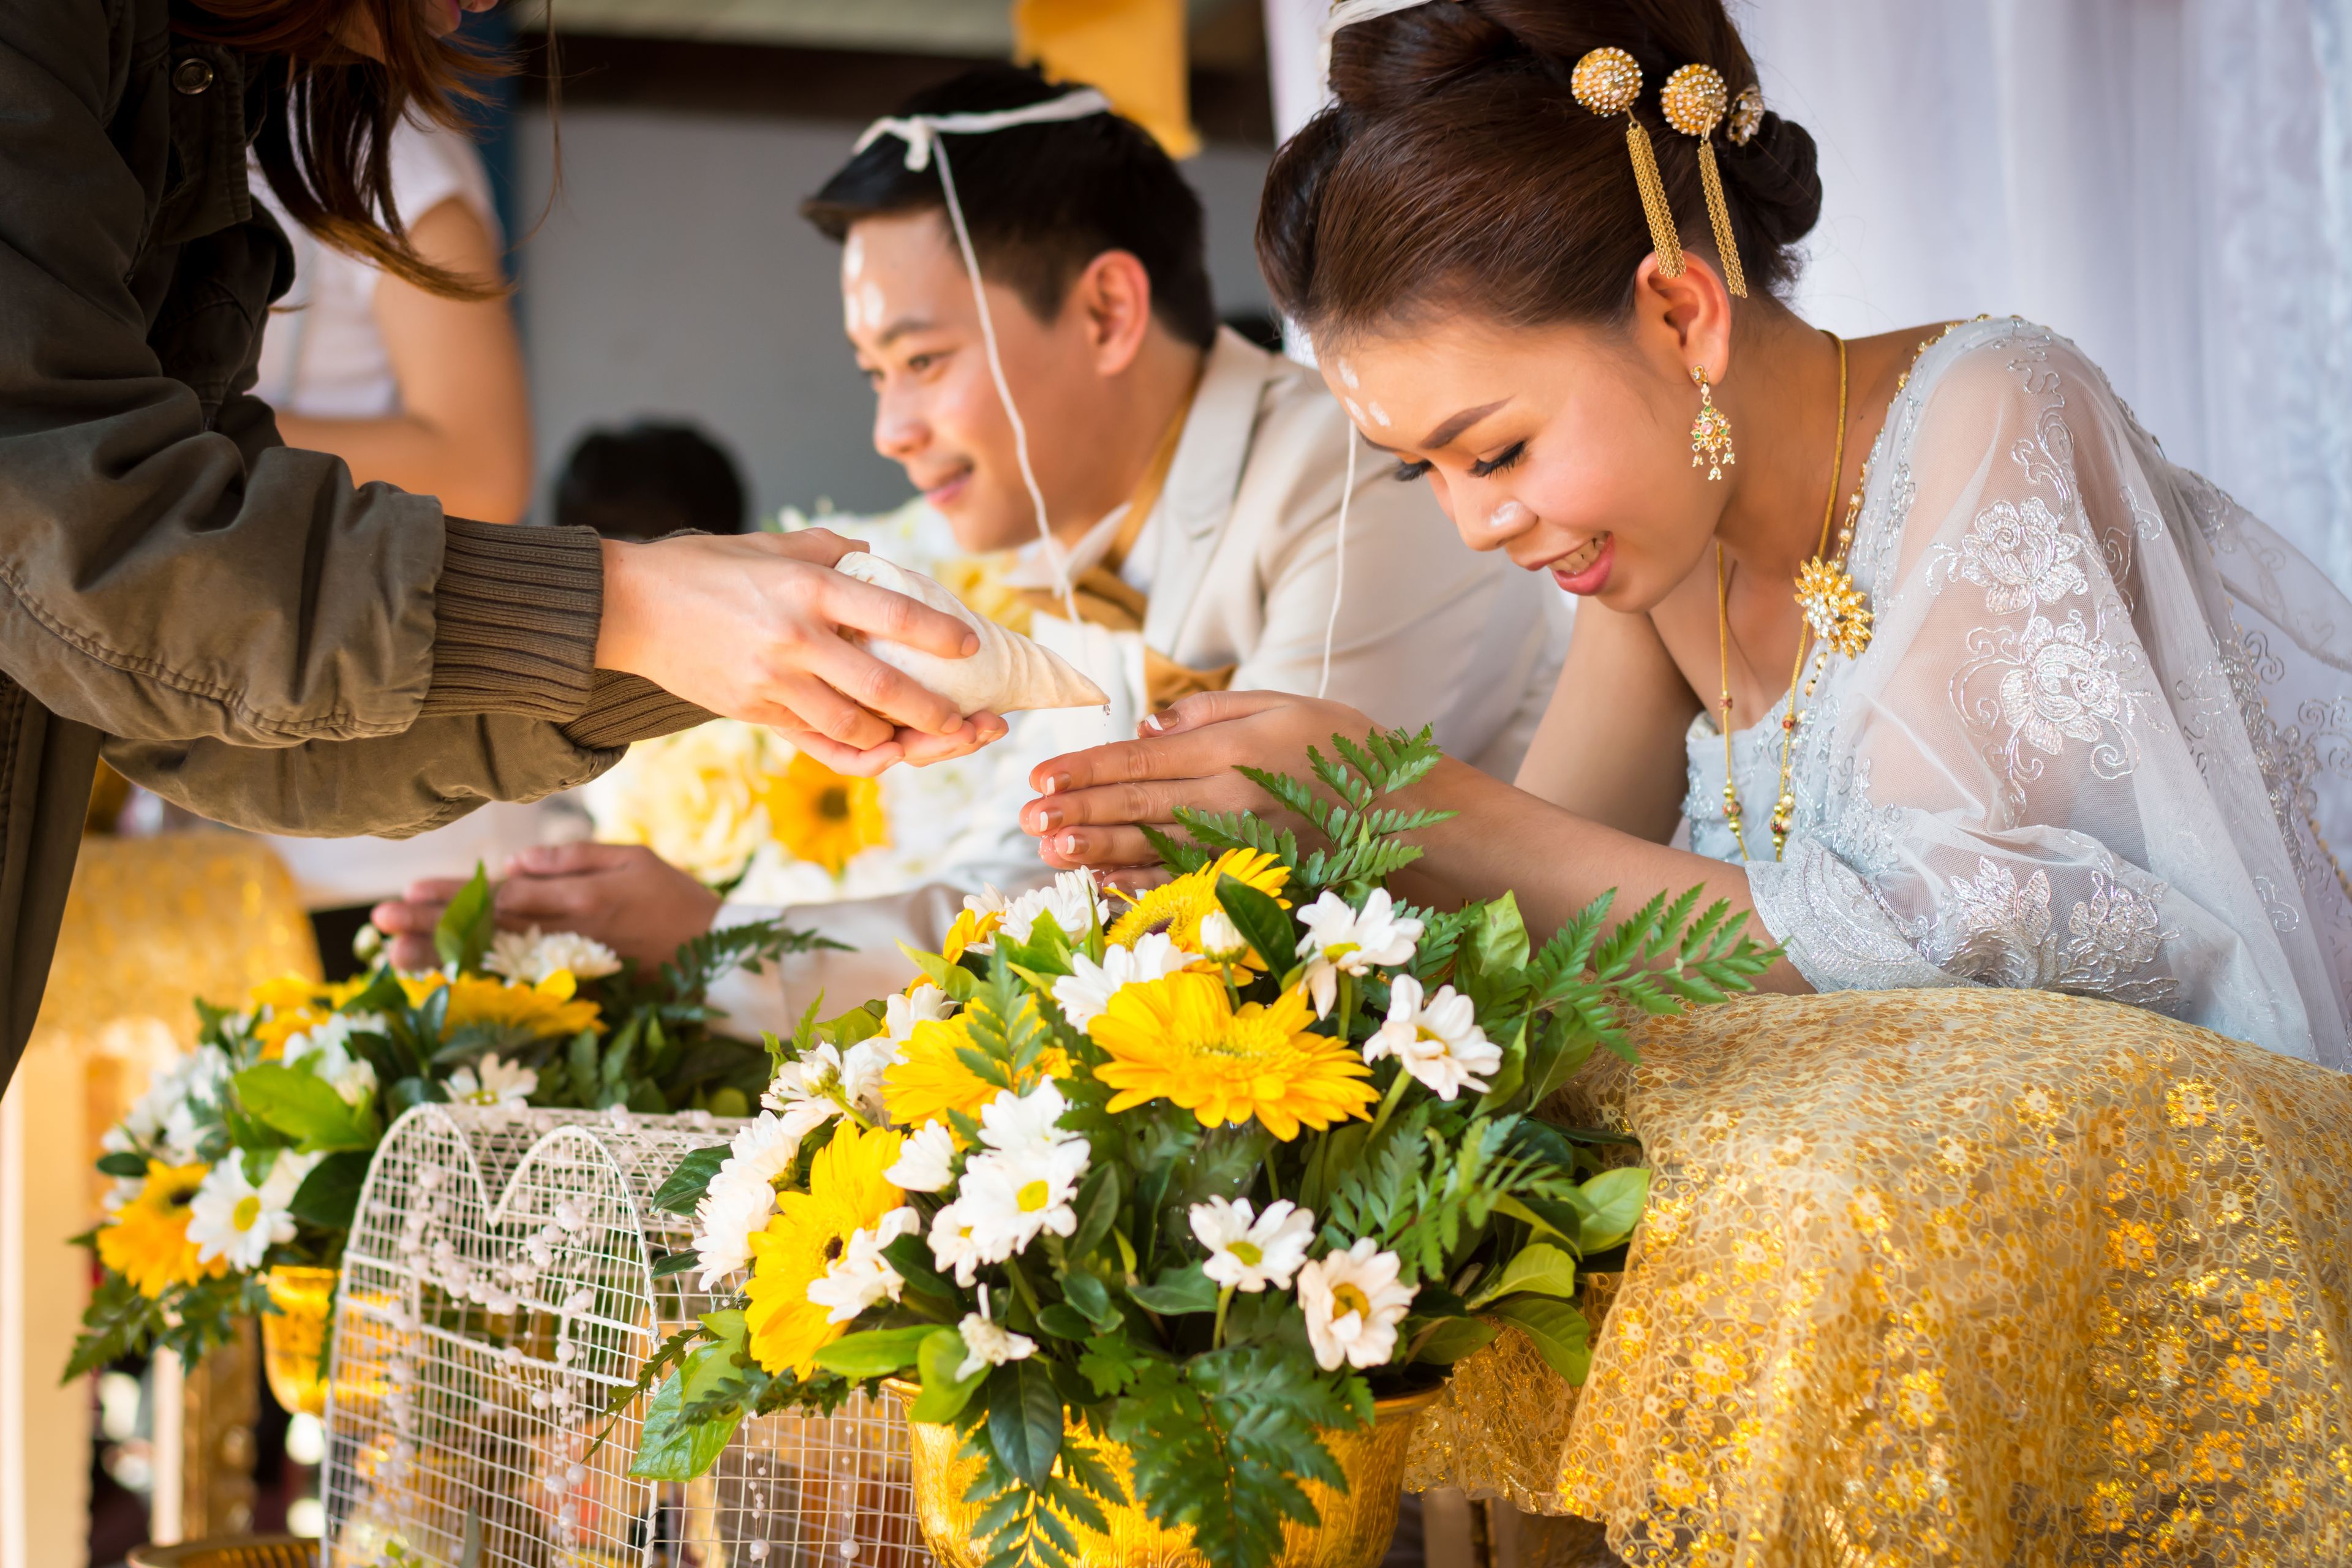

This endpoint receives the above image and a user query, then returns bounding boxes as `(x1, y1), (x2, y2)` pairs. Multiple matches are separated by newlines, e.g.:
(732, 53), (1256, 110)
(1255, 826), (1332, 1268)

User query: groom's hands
(595, 527), (1004, 774)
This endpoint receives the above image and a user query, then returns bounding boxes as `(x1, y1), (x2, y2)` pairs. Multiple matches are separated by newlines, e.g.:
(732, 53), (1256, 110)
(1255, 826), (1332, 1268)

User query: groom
(375, 66), (1562, 1025)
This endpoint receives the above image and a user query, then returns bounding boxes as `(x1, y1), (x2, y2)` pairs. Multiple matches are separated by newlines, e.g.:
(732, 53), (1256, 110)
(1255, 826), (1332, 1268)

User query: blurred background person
(554, 420), (752, 540)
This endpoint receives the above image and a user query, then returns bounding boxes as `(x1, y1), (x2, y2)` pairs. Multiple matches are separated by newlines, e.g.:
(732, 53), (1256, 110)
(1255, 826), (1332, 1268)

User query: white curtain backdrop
(1261, 0), (2352, 588)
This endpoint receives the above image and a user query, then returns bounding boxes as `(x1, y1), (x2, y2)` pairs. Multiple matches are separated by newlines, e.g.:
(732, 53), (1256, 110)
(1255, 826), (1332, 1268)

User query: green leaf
(1468, 1243), (1580, 1308)
(94, 1152), (148, 1179)
(911, 1327), (987, 1423)
(434, 864), (496, 976)
(1036, 1304), (1096, 1341)
(898, 943), (979, 1003)
(1487, 1297), (1594, 1385)
(1411, 1316), (1499, 1365)
(1077, 1334), (1148, 1398)
(1213, 875), (1297, 973)
(1469, 891), (1531, 976)
(813, 1325), (938, 1380)
(1068, 1164), (1121, 1260)
(986, 1359), (1063, 1489)
(650, 1250), (702, 1280)
(231, 1063), (378, 1153)
(1126, 1263), (1218, 1316)
(652, 1144), (733, 1217)
(1575, 1167), (1649, 1254)
(286, 1150), (372, 1231)
(1061, 1271), (1121, 1333)
(627, 1371), (742, 1481)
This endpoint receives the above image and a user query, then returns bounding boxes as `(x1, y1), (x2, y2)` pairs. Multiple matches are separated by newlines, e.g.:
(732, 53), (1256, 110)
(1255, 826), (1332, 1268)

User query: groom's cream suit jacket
(707, 328), (1564, 1031)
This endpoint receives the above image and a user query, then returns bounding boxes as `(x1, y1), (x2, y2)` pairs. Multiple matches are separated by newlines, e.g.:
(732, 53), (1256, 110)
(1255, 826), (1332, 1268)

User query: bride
(1020, 1), (2352, 1067)
(1010, 1), (2352, 1556)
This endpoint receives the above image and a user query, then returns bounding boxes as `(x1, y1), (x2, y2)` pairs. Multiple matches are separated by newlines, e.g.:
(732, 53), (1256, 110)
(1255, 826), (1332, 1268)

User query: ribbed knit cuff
(421, 520), (604, 721)
(564, 672), (714, 750)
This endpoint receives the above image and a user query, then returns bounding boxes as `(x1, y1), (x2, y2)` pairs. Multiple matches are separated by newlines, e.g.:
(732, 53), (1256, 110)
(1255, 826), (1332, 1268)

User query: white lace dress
(1686, 318), (2352, 1065)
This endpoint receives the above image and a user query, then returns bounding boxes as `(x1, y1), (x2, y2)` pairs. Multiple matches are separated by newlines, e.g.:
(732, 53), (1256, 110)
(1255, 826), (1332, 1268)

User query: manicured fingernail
(1058, 833), (1080, 856)
(1142, 712), (1166, 731)
(1042, 773), (1066, 794)
(1037, 808), (1063, 831)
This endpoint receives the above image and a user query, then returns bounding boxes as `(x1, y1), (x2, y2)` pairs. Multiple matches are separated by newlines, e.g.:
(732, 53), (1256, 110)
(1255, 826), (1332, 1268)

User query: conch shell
(834, 551), (1107, 715)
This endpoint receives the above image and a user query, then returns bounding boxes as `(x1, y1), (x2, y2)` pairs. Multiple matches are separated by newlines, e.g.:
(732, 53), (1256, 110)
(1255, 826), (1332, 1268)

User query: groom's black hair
(803, 64), (1219, 350)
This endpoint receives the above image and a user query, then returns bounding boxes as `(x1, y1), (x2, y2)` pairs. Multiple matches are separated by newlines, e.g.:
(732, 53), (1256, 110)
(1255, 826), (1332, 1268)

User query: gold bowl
(884, 1378), (1444, 1568)
(127, 1536), (316, 1567)
(260, 1264), (337, 1419)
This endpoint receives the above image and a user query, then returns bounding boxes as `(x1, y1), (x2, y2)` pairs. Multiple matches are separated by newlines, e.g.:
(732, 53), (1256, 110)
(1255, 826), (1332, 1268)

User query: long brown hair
(1257, 0), (1822, 344)
(175, 0), (513, 300)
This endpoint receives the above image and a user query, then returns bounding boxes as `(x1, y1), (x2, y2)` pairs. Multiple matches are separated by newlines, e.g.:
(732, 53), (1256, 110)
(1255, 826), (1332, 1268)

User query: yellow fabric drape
(1011, 0), (1200, 160)
(1406, 988), (2352, 1566)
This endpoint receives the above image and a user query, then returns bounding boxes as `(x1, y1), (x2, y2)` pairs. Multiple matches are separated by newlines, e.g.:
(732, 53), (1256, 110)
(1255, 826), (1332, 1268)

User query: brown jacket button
(172, 56), (215, 95)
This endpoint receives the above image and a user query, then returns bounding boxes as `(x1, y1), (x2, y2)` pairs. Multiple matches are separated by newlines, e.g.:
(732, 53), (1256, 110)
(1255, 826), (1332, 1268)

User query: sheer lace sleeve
(1747, 322), (2350, 1061)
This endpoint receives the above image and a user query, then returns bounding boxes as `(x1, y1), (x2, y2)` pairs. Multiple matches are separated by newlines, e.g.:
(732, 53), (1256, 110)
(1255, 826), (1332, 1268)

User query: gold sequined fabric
(32, 834), (320, 1046)
(1405, 989), (2352, 1566)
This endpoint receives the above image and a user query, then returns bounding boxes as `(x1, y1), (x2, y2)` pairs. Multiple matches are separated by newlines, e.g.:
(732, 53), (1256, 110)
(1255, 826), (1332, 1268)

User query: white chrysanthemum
(187, 1156), (306, 1270)
(447, 1054), (538, 1107)
(805, 1207), (922, 1323)
(763, 1039), (891, 1136)
(1297, 1239), (1416, 1371)
(689, 1112), (805, 1289)
(579, 721), (793, 885)
(137, 1046), (236, 1163)
(955, 1312), (1037, 1381)
(1049, 932), (1197, 1031)
(975, 1080), (1075, 1157)
(998, 870), (1107, 946)
(692, 1168), (781, 1289)
(927, 1199), (989, 1287)
(884, 1121), (958, 1193)
(1363, 975), (1500, 1101)
(1294, 889), (1424, 1017)
(485, 927), (623, 985)
(1189, 1197), (1315, 1292)
(957, 1137), (1090, 1262)
(885, 983), (952, 1044)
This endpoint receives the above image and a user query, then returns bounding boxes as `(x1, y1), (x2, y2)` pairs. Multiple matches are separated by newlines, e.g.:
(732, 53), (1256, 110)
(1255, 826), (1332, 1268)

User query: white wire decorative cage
(320, 1103), (932, 1568)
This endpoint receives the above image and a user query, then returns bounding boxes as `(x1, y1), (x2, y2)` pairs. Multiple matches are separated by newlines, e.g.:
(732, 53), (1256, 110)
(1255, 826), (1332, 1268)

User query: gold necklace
(1717, 331), (1847, 861)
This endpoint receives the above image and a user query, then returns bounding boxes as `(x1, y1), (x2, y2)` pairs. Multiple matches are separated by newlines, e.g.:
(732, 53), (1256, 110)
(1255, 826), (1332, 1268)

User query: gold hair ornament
(1660, 64), (1746, 298)
(1571, 47), (1684, 279)
(1727, 84), (1765, 145)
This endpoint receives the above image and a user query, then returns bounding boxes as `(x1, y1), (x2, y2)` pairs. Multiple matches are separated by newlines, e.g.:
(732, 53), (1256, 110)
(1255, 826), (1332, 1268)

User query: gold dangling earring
(1689, 366), (1733, 480)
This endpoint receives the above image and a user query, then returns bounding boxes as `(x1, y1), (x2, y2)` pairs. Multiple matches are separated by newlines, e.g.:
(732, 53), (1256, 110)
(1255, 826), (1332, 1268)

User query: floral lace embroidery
(1948, 497), (2088, 613)
(1926, 854), (2179, 1011)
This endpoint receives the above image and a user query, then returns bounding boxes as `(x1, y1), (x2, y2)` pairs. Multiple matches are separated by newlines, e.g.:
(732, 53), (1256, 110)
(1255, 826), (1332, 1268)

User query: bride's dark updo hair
(1258, 0), (1821, 341)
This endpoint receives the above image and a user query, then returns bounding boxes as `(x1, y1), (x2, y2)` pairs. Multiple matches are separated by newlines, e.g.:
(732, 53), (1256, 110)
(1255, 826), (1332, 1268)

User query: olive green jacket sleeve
(0, 0), (703, 832)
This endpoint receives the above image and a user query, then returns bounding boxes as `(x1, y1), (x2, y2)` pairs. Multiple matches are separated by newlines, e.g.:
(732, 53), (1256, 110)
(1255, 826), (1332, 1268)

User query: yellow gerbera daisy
(883, 1008), (1070, 1131)
(96, 1161), (225, 1297)
(1107, 848), (1291, 954)
(249, 974), (368, 1057)
(1087, 973), (1375, 1140)
(764, 752), (888, 875)
(936, 907), (1001, 969)
(745, 1123), (905, 1376)
(400, 972), (601, 1039)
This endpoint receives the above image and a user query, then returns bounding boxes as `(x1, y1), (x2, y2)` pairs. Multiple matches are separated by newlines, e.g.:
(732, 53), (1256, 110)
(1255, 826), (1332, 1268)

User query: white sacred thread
(855, 89), (1114, 627)
(1321, 430), (1355, 699)
(1319, 0), (1444, 85)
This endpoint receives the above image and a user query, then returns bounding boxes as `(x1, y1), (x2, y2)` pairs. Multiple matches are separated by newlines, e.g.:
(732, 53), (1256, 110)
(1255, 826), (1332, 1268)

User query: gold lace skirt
(1403, 989), (2352, 1566)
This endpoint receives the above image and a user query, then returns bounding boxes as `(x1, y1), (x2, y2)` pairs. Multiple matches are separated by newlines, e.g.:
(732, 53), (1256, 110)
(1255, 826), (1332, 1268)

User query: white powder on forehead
(1336, 360), (1361, 390)
(843, 287), (864, 333)
(1367, 401), (1392, 428)
(858, 282), (886, 331)
(1343, 396), (1367, 424)
(843, 231), (865, 281)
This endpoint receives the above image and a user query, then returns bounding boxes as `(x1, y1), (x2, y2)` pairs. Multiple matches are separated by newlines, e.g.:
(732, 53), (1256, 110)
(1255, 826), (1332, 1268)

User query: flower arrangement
(66, 867), (838, 1381)
(621, 728), (1773, 1568)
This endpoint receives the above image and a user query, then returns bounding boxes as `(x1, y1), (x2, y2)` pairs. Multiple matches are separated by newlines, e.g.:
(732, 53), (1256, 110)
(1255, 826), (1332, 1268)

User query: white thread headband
(1318, 0), (1444, 85)
(853, 88), (1118, 625)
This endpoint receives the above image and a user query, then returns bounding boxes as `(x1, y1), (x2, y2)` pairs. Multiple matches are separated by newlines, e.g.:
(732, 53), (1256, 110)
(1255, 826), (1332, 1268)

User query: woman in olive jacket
(0, 0), (1001, 1084)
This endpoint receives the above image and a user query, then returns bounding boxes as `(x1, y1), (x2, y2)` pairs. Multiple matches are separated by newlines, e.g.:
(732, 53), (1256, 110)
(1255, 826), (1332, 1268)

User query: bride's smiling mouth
(1535, 533), (1614, 595)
